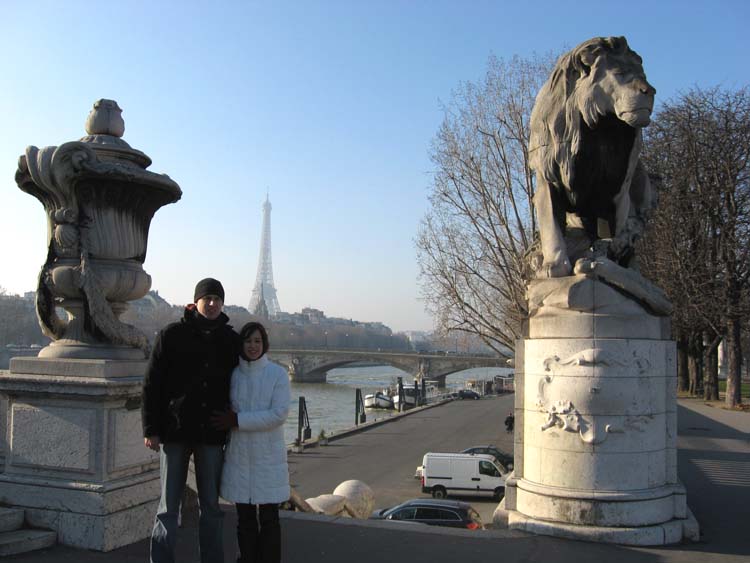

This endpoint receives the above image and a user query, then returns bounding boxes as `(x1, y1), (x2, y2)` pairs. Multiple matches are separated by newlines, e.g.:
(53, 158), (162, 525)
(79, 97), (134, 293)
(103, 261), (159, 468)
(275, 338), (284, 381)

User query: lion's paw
(538, 260), (572, 278)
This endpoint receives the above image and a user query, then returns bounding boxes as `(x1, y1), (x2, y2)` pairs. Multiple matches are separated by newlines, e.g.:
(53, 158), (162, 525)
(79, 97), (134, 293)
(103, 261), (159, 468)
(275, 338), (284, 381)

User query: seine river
(282, 364), (513, 445)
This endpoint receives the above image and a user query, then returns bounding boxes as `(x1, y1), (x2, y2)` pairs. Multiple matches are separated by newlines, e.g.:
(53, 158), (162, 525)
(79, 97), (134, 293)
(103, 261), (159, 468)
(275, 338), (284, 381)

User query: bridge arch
(306, 359), (412, 380)
(267, 349), (508, 386)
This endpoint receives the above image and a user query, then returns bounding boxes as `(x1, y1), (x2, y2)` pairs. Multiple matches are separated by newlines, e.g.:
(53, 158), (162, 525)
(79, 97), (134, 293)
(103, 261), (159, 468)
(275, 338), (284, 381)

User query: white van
(421, 453), (506, 500)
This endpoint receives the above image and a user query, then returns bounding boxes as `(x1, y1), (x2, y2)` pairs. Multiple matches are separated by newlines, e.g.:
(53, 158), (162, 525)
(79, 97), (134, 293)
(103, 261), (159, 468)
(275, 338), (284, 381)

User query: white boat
(392, 387), (417, 409)
(423, 380), (440, 401)
(364, 391), (395, 409)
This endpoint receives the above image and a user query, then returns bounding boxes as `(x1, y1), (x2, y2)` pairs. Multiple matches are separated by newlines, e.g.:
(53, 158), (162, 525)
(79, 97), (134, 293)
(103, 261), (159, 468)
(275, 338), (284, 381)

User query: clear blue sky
(1, 0), (747, 331)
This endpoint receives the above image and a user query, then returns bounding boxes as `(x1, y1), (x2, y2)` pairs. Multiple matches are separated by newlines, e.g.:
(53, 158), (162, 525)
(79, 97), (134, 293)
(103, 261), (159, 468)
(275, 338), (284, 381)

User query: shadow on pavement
(676, 403), (750, 557)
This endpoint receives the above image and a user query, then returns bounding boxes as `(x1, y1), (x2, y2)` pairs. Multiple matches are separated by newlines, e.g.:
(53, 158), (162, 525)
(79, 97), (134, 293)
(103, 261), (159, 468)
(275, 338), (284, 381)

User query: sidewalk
(5, 399), (749, 563)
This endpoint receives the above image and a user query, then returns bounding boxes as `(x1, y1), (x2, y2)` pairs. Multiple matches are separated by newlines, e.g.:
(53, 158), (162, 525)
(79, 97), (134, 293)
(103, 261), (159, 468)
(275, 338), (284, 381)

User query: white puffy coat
(220, 355), (291, 504)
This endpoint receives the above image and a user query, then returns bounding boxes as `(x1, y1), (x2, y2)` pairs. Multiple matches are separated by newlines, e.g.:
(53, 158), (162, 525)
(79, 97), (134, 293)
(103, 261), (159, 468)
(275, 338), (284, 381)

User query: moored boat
(392, 387), (417, 409)
(364, 390), (395, 409)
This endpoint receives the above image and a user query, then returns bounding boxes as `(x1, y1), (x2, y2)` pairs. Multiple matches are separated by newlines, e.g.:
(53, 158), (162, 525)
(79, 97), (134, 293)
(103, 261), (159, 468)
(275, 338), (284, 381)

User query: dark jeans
(236, 503), (281, 563)
(150, 443), (224, 563)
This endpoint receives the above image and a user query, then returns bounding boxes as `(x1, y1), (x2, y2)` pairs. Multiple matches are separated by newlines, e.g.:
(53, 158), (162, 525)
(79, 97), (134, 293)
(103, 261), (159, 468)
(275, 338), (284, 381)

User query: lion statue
(528, 36), (656, 278)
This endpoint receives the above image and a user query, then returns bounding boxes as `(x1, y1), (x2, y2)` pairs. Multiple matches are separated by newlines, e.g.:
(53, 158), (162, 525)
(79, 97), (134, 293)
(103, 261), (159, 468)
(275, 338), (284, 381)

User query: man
(142, 278), (240, 563)
(504, 411), (515, 433)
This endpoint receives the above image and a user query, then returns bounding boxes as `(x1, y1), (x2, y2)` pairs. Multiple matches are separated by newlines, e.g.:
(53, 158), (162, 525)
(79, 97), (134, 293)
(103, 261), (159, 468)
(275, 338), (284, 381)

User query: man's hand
(145, 436), (161, 451)
(211, 410), (238, 431)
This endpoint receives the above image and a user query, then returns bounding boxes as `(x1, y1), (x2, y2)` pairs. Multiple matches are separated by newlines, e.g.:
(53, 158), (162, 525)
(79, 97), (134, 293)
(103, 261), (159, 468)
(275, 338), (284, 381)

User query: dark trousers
(236, 503), (281, 563)
(150, 443), (224, 563)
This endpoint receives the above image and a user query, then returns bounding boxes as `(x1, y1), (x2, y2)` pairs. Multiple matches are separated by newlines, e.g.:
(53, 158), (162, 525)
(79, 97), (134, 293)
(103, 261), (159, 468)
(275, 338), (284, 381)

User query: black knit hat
(193, 278), (225, 303)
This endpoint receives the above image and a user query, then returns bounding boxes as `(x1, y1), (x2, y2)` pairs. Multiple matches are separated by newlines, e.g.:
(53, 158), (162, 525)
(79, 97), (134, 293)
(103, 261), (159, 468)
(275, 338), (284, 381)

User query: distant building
(403, 330), (431, 351)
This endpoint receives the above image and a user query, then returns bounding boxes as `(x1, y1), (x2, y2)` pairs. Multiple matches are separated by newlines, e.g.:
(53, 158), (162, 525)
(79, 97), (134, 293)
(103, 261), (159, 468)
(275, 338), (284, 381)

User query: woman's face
(243, 330), (264, 361)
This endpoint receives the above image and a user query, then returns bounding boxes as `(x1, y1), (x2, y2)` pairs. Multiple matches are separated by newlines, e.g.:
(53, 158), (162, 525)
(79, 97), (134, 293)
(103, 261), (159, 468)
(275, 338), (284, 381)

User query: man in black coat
(142, 278), (240, 563)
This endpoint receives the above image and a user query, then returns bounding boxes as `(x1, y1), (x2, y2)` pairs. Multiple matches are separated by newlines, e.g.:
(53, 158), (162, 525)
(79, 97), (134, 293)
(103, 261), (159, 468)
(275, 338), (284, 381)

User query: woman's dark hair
(239, 322), (269, 359)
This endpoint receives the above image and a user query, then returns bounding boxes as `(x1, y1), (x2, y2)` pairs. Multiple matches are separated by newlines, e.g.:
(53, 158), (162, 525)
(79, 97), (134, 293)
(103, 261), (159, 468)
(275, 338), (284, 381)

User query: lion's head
(530, 36), (656, 190)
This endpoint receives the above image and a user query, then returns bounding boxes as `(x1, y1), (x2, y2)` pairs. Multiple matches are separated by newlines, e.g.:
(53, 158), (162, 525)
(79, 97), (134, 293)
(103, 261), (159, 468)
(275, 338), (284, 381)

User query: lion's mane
(529, 36), (646, 195)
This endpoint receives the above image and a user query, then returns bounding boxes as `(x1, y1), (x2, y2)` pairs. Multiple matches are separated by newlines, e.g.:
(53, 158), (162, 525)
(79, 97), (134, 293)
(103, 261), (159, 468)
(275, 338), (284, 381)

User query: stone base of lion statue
(498, 274), (700, 545)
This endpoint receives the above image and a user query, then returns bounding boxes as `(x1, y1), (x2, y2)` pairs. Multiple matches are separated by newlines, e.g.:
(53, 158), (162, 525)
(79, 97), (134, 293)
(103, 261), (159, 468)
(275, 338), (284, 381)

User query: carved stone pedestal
(499, 275), (699, 545)
(0, 358), (159, 551)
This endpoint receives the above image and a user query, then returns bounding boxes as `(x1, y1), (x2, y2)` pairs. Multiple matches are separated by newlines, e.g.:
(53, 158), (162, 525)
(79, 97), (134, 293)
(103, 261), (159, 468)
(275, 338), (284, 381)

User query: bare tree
(417, 53), (555, 353)
(641, 86), (750, 406)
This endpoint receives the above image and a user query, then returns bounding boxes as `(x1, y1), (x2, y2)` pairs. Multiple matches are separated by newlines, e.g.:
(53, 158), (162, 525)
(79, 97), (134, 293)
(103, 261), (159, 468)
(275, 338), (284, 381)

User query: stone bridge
(267, 349), (509, 386)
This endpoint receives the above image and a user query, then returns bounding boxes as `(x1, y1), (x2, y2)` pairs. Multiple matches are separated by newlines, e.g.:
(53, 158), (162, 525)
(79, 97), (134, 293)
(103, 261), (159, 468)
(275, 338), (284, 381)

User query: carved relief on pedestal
(543, 348), (651, 373)
(536, 369), (624, 446)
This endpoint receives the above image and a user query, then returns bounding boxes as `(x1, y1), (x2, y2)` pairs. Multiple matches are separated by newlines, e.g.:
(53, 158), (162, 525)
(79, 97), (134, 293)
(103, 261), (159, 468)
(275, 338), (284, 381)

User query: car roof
(425, 452), (496, 461)
(391, 498), (473, 510)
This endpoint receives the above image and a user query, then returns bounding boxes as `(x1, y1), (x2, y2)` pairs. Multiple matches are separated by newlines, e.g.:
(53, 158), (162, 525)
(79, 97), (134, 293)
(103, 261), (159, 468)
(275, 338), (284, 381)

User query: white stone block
(673, 487), (686, 518)
(530, 374), (667, 417)
(0, 472), (160, 515)
(525, 338), (596, 378)
(666, 409), (677, 446)
(592, 314), (663, 339)
(666, 447), (678, 484)
(528, 310), (594, 339)
(538, 448), (596, 489)
(109, 409), (158, 474)
(25, 498), (157, 551)
(509, 510), (682, 546)
(516, 483), (676, 526)
(661, 519), (684, 544)
(522, 445), (542, 483)
(665, 341), (676, 377)
(9, 403), (94, 473)
(648, 450), (667, 487)
(524, 408), (666, 454)
(534, 448), (656, 490)
(502, 474), (518, 510)
(525, 338), (672, 379)
(492, 498), (509, 527)
(666, 376), (677, 407)
(9, 358), (146, 378)
(594, 451), (653, 490)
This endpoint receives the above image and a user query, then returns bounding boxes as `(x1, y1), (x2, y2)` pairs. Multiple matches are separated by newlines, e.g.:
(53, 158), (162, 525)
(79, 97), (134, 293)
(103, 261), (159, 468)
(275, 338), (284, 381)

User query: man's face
(196, 295), (223, 320)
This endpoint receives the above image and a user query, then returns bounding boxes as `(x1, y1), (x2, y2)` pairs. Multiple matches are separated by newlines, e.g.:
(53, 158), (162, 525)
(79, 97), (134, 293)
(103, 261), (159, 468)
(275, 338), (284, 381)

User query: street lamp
(324, 330), (329, 349)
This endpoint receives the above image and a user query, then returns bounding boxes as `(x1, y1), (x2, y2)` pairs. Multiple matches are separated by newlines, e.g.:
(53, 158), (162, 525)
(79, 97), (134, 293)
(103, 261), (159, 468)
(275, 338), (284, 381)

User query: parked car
(370, 498), (484, 530)
(457, 389), (480, 400)
(461, 446), (514, 472)
(421, 452), (505, 500)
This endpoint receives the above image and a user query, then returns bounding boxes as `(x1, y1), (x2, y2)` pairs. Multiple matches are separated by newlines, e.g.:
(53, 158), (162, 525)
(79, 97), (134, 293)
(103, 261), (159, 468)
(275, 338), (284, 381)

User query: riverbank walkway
(5, 397), (749, 562)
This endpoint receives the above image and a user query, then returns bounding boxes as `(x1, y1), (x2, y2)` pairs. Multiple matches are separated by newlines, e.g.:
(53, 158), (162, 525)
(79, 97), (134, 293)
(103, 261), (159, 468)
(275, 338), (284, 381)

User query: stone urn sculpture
(15, 99), (182, 360)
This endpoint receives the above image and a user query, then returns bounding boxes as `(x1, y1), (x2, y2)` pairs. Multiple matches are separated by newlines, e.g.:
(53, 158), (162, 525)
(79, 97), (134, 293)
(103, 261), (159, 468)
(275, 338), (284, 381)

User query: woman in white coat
(211, 322), (290, 563)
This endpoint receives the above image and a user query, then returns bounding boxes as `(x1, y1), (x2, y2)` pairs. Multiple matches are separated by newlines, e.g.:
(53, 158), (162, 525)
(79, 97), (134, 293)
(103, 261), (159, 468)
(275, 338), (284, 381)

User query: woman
(211, 322), (290, 563)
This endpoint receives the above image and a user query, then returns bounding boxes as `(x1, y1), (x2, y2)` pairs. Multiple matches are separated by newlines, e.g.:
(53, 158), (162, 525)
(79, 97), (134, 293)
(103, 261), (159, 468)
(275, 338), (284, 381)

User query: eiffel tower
(249, 195), (281, 316)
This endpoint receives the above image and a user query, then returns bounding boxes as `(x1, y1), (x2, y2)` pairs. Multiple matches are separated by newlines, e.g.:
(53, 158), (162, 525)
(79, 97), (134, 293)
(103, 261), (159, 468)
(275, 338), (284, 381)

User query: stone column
(0, 359), (158, 551)
(0, 100), (180, 551)
(501, 275), (698, 545)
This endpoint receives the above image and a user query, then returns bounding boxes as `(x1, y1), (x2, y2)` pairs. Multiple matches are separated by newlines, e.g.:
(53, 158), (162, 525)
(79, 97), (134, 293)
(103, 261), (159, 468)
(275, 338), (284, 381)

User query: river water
(283, 364), (514, 445)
